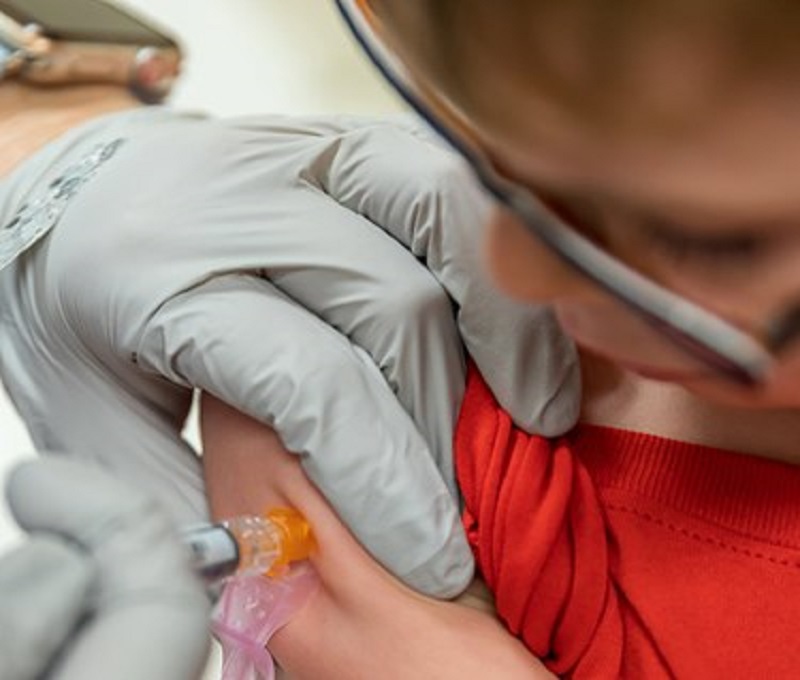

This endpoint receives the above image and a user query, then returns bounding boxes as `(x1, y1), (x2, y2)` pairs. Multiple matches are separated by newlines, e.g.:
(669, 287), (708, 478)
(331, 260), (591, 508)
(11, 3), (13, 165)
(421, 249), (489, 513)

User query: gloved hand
(24, 111), (477, 598)
(0, 458), (210, 680)
(3, 111), (579, 601)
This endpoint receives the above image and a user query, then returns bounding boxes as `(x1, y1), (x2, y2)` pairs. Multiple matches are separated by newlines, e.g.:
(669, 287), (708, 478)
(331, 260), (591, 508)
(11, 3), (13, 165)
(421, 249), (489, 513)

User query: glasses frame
(335, 0), (772, 386)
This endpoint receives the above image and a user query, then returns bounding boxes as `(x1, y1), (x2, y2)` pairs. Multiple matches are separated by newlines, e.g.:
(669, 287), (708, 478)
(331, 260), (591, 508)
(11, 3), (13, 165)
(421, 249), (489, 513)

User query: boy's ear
(485, 206), (585, 302)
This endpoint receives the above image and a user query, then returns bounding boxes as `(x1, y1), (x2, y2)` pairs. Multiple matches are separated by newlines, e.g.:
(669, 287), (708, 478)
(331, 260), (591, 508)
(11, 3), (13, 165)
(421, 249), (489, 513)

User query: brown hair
(371, 0), (800, 135)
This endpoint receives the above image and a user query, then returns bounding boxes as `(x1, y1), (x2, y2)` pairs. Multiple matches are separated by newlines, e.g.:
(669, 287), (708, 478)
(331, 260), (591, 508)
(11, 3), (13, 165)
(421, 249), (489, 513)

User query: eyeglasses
(335, 0), (774, 386)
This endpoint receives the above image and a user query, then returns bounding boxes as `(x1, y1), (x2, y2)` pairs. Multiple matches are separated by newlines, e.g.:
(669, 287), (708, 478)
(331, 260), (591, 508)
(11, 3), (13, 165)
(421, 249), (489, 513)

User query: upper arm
(200, 393), (555, 680)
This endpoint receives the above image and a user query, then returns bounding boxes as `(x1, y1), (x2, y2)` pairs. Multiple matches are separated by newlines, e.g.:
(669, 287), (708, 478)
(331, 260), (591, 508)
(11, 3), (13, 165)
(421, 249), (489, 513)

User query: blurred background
(0, 0), (403, 675)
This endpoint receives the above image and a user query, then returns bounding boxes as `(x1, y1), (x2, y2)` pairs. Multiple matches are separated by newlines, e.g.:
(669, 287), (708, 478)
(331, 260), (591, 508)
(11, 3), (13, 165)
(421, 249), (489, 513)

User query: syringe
(182, 507), (315, 584)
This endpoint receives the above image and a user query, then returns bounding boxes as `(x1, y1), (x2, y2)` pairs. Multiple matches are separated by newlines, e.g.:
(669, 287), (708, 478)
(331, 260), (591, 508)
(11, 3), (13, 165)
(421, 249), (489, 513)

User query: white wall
(0, 1), (403, 675)
(0, 386), (34, 552)
(128, 0), (403, 117)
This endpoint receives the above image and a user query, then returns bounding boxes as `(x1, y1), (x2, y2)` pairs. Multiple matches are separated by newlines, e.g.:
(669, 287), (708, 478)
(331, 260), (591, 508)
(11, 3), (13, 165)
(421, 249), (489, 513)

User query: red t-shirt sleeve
(457, 365), (800, 678)
(456, 365), (620, 676)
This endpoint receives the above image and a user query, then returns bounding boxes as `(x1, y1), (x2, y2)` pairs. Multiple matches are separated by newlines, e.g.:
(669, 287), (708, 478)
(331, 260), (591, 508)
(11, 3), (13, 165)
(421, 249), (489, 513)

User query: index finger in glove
(314, 122), (582, 436)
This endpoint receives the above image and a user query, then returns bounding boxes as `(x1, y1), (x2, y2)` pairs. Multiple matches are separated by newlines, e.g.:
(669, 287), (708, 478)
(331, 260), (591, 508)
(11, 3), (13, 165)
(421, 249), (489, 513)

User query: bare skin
(0, 83), (139, 179)
(201, 393), (555, 680)
(577, 350), (800, 466)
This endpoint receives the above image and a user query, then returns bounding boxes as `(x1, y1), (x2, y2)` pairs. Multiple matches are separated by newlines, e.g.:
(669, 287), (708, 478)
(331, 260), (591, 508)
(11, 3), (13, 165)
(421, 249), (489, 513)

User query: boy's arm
(201, 393), (557, 680)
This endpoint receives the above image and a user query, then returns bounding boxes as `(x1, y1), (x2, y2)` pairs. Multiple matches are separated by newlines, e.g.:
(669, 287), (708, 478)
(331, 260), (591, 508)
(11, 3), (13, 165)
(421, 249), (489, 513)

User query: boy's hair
(372, 1), (800, 135)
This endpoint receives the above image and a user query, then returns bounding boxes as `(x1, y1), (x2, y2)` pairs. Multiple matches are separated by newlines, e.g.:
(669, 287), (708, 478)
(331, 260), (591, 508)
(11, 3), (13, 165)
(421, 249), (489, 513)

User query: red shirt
(456, 368), (800, 679)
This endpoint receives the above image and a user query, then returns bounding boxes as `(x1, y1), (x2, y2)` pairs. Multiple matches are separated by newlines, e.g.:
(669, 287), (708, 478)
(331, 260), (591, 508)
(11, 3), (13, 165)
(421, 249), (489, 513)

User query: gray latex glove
(2, 112), (578, 602)
(0, 458), (210, 680)
(38, 113), (478, 597)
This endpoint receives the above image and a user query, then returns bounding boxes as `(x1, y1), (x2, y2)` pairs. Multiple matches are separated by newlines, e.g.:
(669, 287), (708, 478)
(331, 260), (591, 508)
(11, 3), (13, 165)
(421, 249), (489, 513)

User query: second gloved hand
(1, 458), (211, 680)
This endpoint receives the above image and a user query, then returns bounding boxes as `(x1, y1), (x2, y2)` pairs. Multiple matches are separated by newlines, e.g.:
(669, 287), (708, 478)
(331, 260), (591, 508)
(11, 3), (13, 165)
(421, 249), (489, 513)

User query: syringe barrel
(182, 523), (240, 583)
(181, 509), (314, 585)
